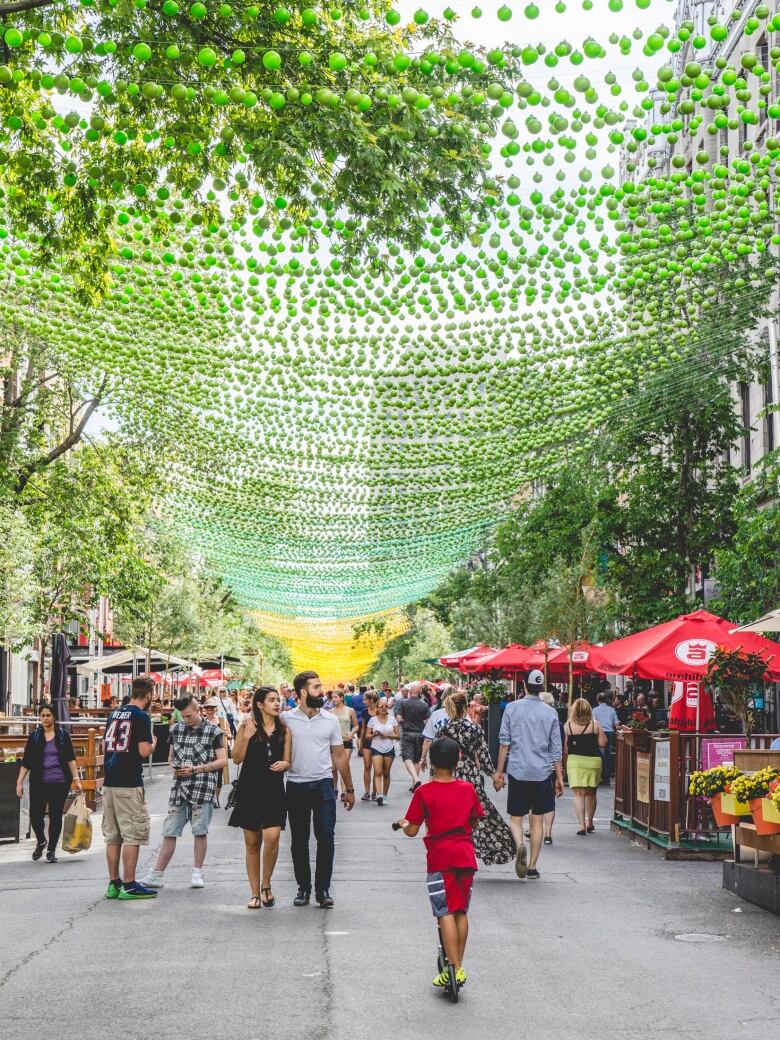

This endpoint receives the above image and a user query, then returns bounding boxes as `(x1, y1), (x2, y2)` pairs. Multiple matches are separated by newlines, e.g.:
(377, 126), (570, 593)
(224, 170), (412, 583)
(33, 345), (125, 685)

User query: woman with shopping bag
(16, 705), (82, 862)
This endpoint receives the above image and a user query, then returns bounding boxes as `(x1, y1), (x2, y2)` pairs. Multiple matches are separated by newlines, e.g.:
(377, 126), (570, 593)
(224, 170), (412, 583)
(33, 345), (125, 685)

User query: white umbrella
(730, 609), (780, 634)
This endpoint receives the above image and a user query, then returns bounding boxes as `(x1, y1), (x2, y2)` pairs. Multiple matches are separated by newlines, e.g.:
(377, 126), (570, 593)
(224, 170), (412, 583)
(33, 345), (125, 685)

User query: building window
(759, 37), (769, 72)
(740, 382), (752, 475)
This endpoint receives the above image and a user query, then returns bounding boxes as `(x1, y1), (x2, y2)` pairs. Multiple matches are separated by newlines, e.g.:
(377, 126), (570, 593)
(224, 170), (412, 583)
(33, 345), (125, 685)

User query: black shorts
(507, 774), (555, 817)
(400, 731), (424, 763)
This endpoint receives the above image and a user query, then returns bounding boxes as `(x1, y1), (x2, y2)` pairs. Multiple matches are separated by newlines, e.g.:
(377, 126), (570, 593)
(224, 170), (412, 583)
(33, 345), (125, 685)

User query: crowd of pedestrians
(16, 670), (630, 906)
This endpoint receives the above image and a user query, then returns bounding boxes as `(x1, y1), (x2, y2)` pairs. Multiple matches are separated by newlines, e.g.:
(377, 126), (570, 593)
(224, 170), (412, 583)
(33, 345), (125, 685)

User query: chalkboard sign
(0, 762), (21, 842)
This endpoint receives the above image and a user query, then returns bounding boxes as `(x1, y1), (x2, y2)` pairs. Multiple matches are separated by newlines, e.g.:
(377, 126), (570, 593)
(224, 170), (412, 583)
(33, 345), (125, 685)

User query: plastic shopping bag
(62, 794), (93, 854)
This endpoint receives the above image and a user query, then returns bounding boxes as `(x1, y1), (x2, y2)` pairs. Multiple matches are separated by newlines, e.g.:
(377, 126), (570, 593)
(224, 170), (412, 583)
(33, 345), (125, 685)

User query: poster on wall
(636, 752), (651, 805)
(654, 742), (671, 802)
(701, 737), (747, 770)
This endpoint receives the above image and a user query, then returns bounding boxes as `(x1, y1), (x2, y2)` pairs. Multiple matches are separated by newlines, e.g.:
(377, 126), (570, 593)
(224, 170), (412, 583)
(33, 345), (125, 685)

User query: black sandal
(577, 829), (587, 836)
(247, 895), (262, 910)
(261, 886), (275, 908)
(587, 825), (595, 833)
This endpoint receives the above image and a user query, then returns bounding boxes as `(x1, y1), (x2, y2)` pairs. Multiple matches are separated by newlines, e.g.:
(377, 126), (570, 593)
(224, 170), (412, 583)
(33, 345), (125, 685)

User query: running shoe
(370, 793), (377, 801)
(46, 851), (58, 863)
(376, 795), (384, 806)
(361, 793), (371, 801)
(32, 841), (46, 861)
(433, 970), (449, 988)
(543, 836), (553, 845)
(191, 869), (205, 889)
(527, 868), (541, 880)
(140, 868), (165, 889)
(118, 881), (158, 900)
(105, 881), (122, 900)
(514, 843), (528, 879)
(455, 968), (467, 986)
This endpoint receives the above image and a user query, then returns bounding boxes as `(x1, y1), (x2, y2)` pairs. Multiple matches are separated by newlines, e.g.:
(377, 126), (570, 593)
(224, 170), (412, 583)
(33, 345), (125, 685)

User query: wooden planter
(749, 797), (780, 836)
(623, 728), (651, 751)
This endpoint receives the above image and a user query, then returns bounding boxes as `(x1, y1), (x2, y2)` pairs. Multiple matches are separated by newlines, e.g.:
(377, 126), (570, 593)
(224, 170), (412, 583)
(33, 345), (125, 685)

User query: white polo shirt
(281, 707), (343, 783)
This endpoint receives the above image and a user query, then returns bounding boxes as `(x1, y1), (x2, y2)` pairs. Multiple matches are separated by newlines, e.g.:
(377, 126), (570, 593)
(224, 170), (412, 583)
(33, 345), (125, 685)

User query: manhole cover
(674, 933), (727, 943)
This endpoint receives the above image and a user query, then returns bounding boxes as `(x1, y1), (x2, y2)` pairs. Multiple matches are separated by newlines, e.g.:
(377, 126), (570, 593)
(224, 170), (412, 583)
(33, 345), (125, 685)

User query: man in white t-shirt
(281, 671), (355, 909)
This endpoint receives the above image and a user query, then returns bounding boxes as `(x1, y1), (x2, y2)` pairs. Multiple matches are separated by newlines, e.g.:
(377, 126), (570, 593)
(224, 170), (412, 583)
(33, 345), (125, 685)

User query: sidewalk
(1, 760), (778, 1040)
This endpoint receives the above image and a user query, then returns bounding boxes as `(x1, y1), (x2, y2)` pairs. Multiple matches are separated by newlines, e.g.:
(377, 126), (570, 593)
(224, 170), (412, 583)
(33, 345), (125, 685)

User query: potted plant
(478, 680), (509, 764)
(765, 779), (780, 827)
(730, 768), (780, 835)
(688, 766), (747, 826)
(622, 711), (652, 750)
(704, 647), (768, 739)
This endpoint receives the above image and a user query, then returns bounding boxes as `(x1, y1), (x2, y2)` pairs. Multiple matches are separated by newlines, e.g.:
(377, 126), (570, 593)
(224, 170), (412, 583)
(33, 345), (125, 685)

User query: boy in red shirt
(395, 736), (484, 988)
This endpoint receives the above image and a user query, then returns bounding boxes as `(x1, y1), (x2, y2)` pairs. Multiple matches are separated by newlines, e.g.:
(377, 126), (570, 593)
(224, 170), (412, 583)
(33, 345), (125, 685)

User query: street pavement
(1, 759), (779, 1040)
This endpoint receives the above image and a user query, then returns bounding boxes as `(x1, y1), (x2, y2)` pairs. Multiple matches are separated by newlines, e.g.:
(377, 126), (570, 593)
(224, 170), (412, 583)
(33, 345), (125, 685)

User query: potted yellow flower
(688, 766), (747, 826)
(730, 768), (780, 835)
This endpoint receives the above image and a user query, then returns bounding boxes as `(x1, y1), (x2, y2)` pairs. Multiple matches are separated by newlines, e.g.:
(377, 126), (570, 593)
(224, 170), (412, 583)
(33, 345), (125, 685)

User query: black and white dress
(438, 716), (517, 866)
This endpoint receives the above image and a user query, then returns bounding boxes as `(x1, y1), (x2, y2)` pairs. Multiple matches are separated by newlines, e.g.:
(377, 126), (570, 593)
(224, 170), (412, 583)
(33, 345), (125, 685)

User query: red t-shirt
(405, 779), (484, 873)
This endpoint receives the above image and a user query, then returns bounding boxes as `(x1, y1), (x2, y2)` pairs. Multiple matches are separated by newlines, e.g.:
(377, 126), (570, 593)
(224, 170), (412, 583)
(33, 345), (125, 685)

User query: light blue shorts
(162, 800), (214, 838)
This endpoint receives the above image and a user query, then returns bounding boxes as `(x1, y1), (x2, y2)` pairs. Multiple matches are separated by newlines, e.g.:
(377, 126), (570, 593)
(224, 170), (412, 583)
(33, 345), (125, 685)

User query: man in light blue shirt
(593, 692), (619, 785)
(496, 670), (563, 882)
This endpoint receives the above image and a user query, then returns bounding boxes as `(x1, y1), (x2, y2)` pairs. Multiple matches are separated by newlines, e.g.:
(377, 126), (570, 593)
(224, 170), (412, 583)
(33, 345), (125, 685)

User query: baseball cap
(525, 669), (545, 692)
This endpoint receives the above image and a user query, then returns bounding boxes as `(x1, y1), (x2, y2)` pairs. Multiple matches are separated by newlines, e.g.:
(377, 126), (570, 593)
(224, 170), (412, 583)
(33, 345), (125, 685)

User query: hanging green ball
(133, 42), (152, 61)
(263, 50), (282, 71)
(3, 28), (23, 48)
(386, 9), (401, 25)
(65, 35), (84, 53)
(329, 52), (348, 71)
(525, 3), (539, 17)
(190, 2), (207, 18)
(413, 8), (429, 24)
(162, 0), (179, 14)
(198, 47), (217, 67)
(498, 4), (512, 19)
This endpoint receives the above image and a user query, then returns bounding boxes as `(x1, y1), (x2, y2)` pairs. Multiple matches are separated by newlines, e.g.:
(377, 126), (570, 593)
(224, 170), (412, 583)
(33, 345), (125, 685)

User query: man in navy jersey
(102, 674), (157, 900)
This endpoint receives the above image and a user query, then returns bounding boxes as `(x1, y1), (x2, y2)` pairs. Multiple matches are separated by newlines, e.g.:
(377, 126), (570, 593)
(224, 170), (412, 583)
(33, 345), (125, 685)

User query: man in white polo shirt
(282, 671), (355, 908)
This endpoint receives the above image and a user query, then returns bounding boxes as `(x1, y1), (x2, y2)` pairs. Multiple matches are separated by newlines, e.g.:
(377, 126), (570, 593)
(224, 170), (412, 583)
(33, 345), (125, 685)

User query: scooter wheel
(447, 964), (459, 1003)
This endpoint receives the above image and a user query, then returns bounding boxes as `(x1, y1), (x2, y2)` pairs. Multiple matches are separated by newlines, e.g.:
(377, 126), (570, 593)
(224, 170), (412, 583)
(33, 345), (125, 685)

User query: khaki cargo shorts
(101, 786), (150, 845)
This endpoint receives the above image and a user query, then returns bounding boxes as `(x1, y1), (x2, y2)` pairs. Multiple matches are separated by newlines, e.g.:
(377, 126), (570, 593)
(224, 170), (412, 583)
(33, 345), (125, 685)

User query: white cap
(526, 669), (545, 692)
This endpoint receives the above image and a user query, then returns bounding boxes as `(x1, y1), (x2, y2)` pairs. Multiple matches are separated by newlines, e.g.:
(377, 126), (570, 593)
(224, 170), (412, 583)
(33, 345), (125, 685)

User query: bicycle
(392, 821), (459, 1003)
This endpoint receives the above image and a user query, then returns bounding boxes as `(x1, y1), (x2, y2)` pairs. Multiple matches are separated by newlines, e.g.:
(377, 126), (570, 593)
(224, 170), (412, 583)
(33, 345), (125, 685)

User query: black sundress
(438, 716), (517, 866)
(228, 727), (287, 831)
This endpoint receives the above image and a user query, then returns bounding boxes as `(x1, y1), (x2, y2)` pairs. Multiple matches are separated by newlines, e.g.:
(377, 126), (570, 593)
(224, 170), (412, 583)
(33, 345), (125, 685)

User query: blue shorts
(162, 800), (214, 838)
(507, 774), (556, 817)
(371, 747), (395, 759)
(427, 869), (475, 917)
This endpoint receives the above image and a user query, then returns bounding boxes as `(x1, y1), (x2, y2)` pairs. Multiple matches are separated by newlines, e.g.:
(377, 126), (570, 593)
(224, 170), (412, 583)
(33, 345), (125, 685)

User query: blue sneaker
(118, 881), (158, 900)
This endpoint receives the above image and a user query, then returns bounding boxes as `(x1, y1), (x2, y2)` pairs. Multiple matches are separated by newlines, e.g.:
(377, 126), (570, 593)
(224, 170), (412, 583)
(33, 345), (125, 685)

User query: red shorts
(426, 868), (475, 917)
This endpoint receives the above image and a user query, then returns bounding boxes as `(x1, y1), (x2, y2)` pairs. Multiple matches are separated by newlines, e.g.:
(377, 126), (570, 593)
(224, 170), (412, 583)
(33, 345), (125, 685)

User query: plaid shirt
(168, 720), (223, 807)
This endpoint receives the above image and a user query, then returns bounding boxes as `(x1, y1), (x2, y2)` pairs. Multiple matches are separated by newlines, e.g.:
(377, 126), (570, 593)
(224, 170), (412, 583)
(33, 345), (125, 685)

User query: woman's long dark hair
(251, 687), (284, 744)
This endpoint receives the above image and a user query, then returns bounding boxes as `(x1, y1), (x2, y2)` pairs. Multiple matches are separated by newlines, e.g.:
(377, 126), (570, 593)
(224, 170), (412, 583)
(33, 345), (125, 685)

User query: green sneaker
(118, 881), (158, 900)
(105, 881), (121, 900)
(456, 968), (467, 986)
(432, 969), (449, 988)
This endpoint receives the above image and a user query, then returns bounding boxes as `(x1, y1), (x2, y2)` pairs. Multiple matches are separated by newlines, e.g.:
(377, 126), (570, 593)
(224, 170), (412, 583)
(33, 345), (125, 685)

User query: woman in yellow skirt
(564, 699), (607, 836)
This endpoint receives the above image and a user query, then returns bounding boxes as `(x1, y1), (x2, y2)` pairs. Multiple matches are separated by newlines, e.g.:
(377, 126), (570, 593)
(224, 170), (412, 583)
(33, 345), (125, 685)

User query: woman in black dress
(438, 692), (517, 866)
(229, 687), (291, 909)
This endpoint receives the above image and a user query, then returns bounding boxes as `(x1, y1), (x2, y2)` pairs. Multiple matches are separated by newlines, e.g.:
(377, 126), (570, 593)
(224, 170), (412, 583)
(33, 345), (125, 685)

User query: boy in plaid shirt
(141, 697), (227, 890)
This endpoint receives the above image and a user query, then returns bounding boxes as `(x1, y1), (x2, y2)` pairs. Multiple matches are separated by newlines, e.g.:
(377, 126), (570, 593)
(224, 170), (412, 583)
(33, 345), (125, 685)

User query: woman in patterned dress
(438, 692), (517, 866)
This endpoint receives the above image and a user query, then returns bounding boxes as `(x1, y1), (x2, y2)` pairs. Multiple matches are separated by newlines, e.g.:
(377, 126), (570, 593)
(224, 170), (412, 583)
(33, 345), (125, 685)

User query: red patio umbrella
(459, 647), (504, 674)
(472, 643), (530, 673)
(439, 644), (496, 669)
(588, 609), (780, 682)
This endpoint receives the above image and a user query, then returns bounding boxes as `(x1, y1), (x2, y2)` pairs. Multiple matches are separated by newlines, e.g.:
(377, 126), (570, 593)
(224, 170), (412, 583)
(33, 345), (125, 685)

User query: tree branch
(15, 373), (108, 495)
(0, 0), (58, 14)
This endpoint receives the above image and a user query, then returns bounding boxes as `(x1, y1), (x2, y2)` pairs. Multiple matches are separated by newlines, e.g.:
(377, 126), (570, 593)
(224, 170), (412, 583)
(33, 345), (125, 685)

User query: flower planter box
(624, 729), (651, 752)
(749, 797), (780, 836)
(710, 792), (751, 827)
(719, 792), (752, 821)
(763, 798), (780, 826)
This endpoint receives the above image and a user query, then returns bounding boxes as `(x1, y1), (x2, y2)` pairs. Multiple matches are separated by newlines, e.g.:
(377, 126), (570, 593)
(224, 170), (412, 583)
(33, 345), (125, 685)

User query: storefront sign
(701, 737), (746, 770)
(636, 752), (651, 804)
(654, 741), (671, 802)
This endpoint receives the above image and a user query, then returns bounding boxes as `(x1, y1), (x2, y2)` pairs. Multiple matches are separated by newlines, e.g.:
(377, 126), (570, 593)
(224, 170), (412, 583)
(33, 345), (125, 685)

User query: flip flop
(247, 895), (262, 909)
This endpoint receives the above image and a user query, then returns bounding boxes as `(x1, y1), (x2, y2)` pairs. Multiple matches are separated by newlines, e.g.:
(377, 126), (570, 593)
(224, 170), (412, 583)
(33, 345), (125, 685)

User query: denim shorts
(162, 800), (214, 837)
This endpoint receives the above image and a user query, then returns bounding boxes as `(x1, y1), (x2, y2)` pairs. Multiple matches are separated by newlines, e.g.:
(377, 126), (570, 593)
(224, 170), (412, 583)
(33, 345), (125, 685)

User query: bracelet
(345, 788), (355, 794)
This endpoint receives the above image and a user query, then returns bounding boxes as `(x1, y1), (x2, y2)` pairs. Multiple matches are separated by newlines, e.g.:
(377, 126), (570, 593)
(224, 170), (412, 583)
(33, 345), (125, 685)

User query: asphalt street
(1, 759), (778, 1040)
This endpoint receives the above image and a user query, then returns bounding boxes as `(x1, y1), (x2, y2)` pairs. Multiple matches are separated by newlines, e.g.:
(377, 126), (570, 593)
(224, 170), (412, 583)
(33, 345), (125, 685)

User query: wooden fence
(614, 729), (780, 848)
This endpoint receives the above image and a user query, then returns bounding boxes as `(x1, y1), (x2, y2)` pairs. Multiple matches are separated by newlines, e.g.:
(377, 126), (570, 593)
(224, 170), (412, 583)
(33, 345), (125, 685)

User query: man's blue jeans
(286, 778), (337, 894)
